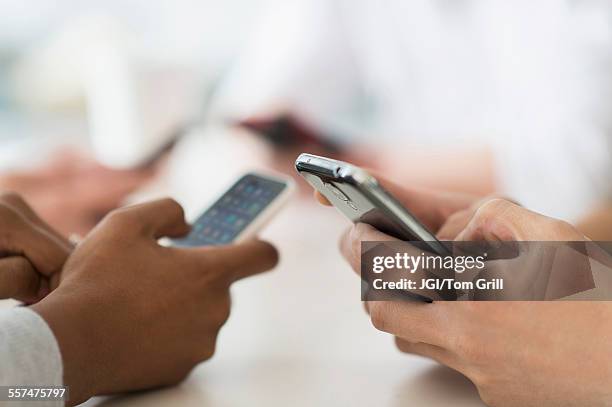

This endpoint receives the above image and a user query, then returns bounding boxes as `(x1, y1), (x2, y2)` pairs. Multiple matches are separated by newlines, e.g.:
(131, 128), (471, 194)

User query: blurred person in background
(3, 0), (612, 238)
(213, 0), (612, 239)
(0, 149), (155, 236)
(0, 0), (262, 238)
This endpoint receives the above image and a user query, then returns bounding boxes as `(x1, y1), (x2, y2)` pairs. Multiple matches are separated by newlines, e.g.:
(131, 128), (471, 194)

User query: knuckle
(471, 198), (517, 233)
(200, 342), (216, 361)
(394, 337), (412, 353)
(153, 197), (185, 221)
(0, 203), (19, 224)
(474, 378), (498, 407)
(476, 198), (514, 220)
(0, 207), (23, 243)
(445, 210), (465, 224)
(165, 367), (193, 387)
(190, 338), (217, 363)
(0, 191), (26, 207)
(162, 198), (184, 215)
(214, 297), (232, 326)
(104, 208), (127, 223)
(451, 332), (483, 363)
(103, 207), (136, 227)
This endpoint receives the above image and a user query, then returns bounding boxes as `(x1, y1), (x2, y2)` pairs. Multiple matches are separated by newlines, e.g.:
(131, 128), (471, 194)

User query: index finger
(340, 223), (399, 273)
(343, 224), (445, 301)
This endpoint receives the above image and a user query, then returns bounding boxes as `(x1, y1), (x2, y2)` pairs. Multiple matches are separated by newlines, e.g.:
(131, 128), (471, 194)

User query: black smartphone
(295, 153), (449, 256)
(236, 115), (343, 154)
(171, 172), (294, 247)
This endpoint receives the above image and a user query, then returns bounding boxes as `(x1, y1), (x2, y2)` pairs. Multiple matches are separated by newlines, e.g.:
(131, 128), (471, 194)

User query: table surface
(3, 128), (486, 407)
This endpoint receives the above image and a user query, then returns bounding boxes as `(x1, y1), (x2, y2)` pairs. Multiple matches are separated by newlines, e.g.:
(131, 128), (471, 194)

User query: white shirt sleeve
(0, 307), (63, 407)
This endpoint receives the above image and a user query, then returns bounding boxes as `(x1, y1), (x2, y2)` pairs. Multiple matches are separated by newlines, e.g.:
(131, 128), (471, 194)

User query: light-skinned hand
(320, 173), (611, 407)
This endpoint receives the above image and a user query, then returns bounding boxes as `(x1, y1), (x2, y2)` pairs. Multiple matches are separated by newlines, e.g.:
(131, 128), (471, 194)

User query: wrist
(30, 291), (101, 405)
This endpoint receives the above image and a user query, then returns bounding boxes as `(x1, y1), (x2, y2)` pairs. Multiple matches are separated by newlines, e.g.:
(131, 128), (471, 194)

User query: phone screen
(172, 174), (288, 247)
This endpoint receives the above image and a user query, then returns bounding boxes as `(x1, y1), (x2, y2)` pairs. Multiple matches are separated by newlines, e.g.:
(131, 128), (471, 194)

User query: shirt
(0, 306), (63, 407)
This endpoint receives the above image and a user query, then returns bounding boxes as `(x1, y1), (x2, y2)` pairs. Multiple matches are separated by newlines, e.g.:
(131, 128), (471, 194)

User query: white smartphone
(171, 172), (294, 246)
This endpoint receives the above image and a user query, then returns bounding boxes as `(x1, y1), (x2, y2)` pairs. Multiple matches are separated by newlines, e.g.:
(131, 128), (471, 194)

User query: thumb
(456, 199), (585, 241)
(104, 198), (190, 239)
(187, 239), (279, 282)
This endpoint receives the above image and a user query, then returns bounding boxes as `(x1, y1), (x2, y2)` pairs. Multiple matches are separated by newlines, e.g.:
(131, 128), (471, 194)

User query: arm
(0, 150), (154, 237)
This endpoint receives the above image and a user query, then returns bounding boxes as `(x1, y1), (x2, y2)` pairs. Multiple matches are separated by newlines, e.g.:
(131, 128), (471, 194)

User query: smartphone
(171, 172), (294, 247)
(295, 153), (449, 256)
(236, 115), (343, 154)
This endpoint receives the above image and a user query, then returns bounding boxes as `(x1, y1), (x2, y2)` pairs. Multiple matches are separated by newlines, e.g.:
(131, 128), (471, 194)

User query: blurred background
(1, 0), (612, 237)
(0, 0), (275, 235)
(2, 2), (612, 405)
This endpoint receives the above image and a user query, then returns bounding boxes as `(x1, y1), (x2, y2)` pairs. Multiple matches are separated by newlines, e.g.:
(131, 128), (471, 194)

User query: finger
(456, 198), (585, 242)
(187, 239), (279, 282)
(369, 172), (476, 231)
(0, 208), (70, 276)
(0, 256), (46, 302)
(436, 209), (473, 240)
(339, 223), (398, 275)
(367, 300), (448, 346)
(107, 198), (190, 239)
(394, 337), (461, 370)
(0, 192), (71, 249)
(314, 191), (332, 206)
(0, 192), (41, 222)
